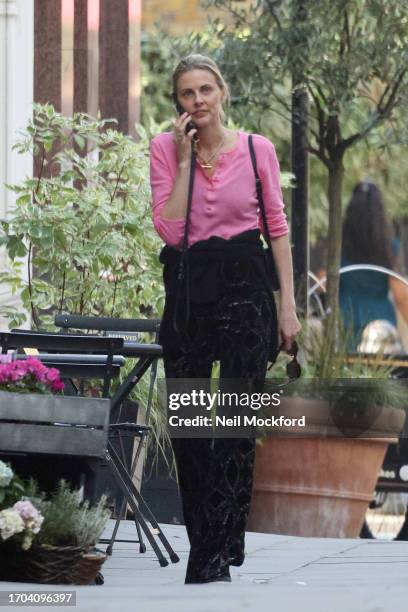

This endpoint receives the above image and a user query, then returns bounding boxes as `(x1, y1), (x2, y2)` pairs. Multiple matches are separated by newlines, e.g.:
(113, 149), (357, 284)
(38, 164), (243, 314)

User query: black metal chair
(52, 315), (171, 558)
(0, 328), (178, 567)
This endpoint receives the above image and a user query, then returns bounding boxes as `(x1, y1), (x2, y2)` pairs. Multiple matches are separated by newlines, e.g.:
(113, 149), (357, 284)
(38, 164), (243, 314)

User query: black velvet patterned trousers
(162, 259), (276, 583)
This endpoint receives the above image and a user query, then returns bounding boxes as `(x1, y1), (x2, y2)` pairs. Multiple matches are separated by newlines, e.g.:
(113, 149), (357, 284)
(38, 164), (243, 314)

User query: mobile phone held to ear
(174, 99), (196, 135)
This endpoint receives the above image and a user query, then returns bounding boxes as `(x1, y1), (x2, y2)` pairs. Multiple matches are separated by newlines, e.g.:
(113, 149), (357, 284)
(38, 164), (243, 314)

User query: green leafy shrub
(0, 460), (25, 509)
(0, 104), (164, 329)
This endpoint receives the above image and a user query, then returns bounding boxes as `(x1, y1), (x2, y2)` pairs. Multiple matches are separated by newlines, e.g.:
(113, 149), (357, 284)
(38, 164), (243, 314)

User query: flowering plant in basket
(0, 358), (110, 584)
(0, 466), (111, 584)
(0, 357), (64, 394)
(0, 357), (64, 549)
(0, 461), (44, 551)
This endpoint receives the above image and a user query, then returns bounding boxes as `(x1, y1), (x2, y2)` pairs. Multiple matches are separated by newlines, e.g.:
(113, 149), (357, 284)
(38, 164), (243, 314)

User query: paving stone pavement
(1, 520), (408, 612)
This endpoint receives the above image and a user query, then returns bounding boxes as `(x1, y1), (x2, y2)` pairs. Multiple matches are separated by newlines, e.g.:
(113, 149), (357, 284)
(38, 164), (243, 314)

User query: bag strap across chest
(248, 134), (273, 253)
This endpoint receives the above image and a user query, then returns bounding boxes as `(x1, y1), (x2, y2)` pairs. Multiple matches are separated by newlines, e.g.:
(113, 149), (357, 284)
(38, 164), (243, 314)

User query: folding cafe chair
(53, 315), (163, 556)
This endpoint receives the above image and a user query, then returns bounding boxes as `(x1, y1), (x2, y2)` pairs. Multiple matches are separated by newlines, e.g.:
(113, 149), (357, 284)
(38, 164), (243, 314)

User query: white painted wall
(0, 0), (33, 329)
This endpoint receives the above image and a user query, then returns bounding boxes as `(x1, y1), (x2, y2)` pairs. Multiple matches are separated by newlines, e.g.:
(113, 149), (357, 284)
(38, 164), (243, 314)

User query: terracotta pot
(247, 397), (406, 538)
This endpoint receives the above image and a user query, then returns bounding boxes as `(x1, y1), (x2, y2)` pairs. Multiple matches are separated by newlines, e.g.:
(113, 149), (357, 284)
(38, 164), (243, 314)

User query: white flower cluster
(0, 509), (24, 540)
(0, 500), (44, 550)
(0, 460), (13, 488)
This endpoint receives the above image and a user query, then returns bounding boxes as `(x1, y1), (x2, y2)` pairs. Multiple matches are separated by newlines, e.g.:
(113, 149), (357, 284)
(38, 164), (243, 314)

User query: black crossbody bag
(248, 134), (280, 292)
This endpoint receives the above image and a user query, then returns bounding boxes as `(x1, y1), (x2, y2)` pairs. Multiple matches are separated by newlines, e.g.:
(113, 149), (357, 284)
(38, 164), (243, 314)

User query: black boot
(185, 566), (231, 584)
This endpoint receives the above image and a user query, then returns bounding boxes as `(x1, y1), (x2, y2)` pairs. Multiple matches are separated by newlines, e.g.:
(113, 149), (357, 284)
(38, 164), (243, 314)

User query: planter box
(247, 397), (406, 538)
(0, 391), (110, 459)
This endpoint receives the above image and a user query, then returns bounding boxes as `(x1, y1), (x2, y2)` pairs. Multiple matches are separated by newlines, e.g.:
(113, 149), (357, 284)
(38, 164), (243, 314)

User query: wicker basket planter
(70, 549), (107, 585)
(0, 544), (107, 585)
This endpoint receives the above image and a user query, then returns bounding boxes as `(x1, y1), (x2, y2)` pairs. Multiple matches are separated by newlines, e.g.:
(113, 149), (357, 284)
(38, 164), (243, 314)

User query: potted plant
(0, 469), (110, 584)
(247, 324), (407, 538)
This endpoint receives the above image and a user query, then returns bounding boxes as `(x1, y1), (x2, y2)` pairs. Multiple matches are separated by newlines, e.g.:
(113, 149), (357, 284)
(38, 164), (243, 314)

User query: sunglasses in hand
(268, 340), (301, 382)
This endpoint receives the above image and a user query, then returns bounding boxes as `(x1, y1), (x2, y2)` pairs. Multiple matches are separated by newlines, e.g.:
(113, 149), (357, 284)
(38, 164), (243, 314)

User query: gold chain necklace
(195, 134), (226, 169)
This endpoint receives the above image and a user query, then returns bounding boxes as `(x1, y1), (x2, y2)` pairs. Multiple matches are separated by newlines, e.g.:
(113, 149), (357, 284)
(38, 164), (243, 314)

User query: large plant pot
(247, 397), (406, 538)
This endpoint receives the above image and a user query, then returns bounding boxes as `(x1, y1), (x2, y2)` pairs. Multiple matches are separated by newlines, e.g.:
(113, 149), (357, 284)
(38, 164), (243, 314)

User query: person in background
(340, 181), (408, 351)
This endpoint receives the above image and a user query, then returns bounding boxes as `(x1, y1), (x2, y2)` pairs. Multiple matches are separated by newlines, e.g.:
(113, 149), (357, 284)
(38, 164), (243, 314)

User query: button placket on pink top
(205, 189), (216, 202)
(204, 186), (215, 214)
(202, 149), (232, 213)
(199, 164), (219, 214)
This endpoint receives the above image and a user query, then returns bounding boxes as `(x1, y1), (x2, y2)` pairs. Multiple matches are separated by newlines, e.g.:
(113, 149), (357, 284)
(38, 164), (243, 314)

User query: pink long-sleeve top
(150, 130), (289, 248)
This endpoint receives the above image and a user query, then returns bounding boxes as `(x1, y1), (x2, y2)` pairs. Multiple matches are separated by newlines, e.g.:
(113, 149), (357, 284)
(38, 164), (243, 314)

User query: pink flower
(13, 500), (40, 521)
(25, 358), (47, 377)
(12, 500), (44, 545)
(51, 380), (65, 393)
(0, 357), (64, 394)
(0, 363), (13, 382)
(45, 368), (61, 383)
(9, 368), (25, 382)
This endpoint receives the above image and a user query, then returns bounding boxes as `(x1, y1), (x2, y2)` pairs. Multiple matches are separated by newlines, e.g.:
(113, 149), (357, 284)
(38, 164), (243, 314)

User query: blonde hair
(172, 54), (230, 121)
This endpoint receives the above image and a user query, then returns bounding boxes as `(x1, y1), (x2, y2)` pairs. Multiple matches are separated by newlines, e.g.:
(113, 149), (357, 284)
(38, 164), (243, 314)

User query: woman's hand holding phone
(173, 109), (197, 166)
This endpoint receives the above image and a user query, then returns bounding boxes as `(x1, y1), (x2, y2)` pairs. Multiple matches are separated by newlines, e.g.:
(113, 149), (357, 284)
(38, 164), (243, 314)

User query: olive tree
(204, 0), (408, 361)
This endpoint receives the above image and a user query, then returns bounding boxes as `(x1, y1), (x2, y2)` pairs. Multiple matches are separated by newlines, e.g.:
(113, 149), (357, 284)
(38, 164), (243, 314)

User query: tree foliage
(200, 0), (408, 366)
(141, 8), (408, 242)
(206, 0), (408, 156)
